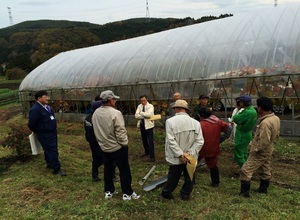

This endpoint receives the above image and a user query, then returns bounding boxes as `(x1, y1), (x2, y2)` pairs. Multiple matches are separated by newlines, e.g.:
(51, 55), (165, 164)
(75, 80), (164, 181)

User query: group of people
(163, 93), (280, 199)
(28, 90), (280, 201)
(234, 96), (280, 197)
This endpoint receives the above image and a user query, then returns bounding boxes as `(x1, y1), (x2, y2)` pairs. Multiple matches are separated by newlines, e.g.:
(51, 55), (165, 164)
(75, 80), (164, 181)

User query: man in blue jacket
(28, 90), (66, 176)
(84, 100), (103, 181)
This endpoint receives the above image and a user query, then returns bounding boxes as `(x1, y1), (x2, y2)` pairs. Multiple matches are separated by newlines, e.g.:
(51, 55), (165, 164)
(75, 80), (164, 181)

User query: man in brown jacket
(239, 97), (280, 198)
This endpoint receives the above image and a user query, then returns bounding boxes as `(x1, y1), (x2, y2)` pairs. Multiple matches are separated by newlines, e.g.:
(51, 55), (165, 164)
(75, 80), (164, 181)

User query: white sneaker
(131, 192), (140, 200)
(104, 191), (118, 199)
(122, 192), (140, 201)
(122, 194), (131, 201)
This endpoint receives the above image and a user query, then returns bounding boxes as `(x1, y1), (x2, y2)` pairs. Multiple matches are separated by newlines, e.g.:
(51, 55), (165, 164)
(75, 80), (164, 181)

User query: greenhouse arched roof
(19, 3), (300, 91)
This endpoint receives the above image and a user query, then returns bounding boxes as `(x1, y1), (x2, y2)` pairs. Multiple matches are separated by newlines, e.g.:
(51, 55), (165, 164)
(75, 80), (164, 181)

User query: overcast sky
(0, 0), (298, 29)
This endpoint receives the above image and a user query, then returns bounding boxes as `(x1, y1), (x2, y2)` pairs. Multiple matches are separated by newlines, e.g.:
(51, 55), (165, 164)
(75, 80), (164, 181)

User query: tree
(6, 67), (27, 80)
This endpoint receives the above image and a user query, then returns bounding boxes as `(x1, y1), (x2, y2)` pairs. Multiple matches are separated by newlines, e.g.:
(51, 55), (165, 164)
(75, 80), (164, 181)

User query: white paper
(29, 133), (43, 155)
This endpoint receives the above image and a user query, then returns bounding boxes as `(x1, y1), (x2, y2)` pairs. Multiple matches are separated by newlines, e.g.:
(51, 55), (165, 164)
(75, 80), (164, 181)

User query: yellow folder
(149, 114), (162, 120)
(186, 155), (197, 181)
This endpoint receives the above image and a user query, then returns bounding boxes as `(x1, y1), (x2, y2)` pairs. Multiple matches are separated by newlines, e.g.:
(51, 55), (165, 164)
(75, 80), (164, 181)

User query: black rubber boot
(254, 179), (270, 194)
(239, 180), (251, 198)
(210, 167), (220, 187)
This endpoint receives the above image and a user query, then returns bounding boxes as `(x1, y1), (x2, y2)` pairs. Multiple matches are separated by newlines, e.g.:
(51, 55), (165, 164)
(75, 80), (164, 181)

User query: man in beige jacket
(135, 95), (155, 162)
(239, 97), (280, 198)
(92, 90), (140, 201)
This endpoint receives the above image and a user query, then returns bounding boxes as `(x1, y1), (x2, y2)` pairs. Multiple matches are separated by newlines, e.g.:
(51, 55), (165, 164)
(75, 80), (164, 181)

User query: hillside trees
(0, 38), (10, 65)
(33, 28), (101, 65)
(1, 27), (102, 78)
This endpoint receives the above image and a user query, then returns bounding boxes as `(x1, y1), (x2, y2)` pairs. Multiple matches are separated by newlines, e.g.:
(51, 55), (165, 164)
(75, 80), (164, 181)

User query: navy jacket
(84, 113), (98, 144)
(28, 102), (57, 133)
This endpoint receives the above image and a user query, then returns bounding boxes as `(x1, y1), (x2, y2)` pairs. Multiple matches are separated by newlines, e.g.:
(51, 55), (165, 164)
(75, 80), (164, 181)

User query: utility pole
(146, 0), (150, 18)
(7, 7), (14, 26)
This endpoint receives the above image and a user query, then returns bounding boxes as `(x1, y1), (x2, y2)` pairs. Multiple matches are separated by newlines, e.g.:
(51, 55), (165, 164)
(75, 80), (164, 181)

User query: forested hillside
(0, 14), (232, 79)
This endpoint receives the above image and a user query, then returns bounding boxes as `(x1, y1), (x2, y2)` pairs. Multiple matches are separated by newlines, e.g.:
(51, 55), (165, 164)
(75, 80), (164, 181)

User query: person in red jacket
(198, 107), (232, 187)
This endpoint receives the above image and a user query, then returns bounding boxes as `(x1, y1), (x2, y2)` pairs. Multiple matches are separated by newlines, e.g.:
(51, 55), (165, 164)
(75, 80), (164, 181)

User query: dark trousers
(140, 126), (154, 158)
(162, 164), (194, 198)
(37, 131), (61, 170)
(103, 147), (133, 195)
(89, 142), (103, 177)
(199, 156), (218, 169)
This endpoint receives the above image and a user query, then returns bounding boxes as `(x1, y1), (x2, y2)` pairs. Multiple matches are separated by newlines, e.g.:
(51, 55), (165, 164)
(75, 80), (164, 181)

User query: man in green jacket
(232, 95), (257, 168)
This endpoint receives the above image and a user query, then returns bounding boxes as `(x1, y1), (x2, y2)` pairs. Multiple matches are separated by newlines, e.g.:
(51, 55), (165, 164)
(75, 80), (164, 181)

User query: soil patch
(0, 82), (20, 90)
(220, 150), (300, 191)
(0, 155), (33, 173)
(0, 105), (22, 123)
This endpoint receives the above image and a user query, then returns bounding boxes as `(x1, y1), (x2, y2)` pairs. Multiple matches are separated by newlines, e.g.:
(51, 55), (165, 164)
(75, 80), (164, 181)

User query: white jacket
(231, 107), (244, 137)
(135, 102), (154, 130)
(165, 112), (204, 165)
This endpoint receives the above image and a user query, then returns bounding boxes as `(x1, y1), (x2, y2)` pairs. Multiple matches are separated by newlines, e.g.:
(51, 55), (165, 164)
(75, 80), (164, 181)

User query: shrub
(0, 124), (32, 155)
(5, 67), (28, 80)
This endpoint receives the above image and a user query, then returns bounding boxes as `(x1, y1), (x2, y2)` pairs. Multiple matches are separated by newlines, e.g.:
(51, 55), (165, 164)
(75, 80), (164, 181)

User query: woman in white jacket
(229, 97), (244, 143)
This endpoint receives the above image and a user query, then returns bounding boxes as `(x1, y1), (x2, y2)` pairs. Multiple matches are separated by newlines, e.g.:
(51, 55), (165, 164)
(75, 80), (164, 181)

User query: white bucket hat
(172, 100), (189, 110)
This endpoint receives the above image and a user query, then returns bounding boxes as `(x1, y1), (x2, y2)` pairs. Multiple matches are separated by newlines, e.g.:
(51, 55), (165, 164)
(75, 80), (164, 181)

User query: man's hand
(140, 112), (151, 119)
(180, 152), (190, 163)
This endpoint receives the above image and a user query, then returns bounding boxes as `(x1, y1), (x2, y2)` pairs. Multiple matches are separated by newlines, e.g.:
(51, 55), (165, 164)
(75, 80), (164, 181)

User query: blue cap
(239, 95), (251, 105)
(91, 101), (102, 111)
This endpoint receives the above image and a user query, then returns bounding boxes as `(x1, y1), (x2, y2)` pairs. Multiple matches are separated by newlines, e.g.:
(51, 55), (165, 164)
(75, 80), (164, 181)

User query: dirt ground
(271, 155), (300, 190)
(0, 105), (22, 123)
(220, 151), (300, 191)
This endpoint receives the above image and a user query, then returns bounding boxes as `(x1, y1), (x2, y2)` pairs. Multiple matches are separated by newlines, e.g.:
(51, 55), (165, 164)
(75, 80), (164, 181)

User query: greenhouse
(19, 3), (300, 136)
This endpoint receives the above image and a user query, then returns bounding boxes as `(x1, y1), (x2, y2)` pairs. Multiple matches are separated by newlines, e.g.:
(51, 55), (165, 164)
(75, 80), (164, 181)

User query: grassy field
(0, 105), (300, 220)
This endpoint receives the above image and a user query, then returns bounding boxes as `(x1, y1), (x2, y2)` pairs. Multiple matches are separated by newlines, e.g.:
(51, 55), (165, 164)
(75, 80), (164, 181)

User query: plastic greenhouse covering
(19, 3), (300, 135)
